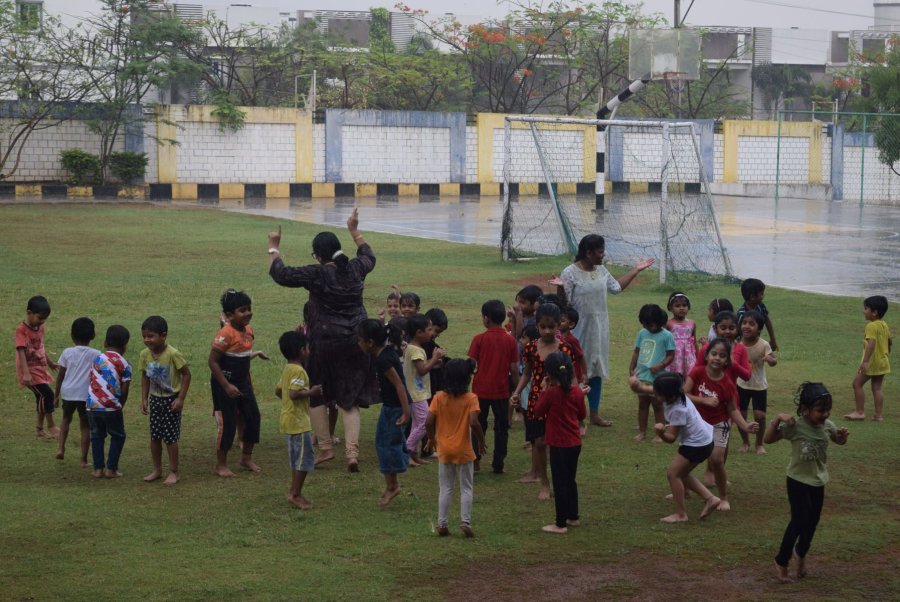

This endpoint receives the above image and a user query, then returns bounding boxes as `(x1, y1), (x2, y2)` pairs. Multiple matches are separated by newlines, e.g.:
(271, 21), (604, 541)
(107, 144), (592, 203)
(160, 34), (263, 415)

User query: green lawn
(0, 203), (896, 601)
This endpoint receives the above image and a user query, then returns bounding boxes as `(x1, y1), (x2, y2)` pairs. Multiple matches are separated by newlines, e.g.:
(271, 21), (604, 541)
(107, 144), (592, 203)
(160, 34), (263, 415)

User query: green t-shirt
(779, 418), (837, 487)
(139, 345), (187, 397)
(279, 363), (311, 435)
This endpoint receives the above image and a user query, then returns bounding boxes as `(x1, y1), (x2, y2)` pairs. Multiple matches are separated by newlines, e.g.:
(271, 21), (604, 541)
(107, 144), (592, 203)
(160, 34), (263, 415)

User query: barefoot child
(425, 358), (484, 537)
(15, 295), (59, 439)
(765, 382), (849, 583)
(736, 310), (777, 454)
(651, 372), (721, 523)
(209, 289), (262, 477)
(276, 331), (322, 510)
(533, 352), (588, 534)
(628, 304), (675, 442)
(359, 319), (410, 506)
(87, 325), (132, 479)
(666, 292), (697, 378)
(737, 278), (778, 351)
(55, 318), (100, 465)
(846, 295), (891, 422)
(139, 316), (191, 485)
(403, 313), (446, 466)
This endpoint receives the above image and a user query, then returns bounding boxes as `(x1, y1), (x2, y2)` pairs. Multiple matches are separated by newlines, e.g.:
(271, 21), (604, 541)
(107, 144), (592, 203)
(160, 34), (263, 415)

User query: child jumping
(628, 304), (675, 442)
(403, 313), (446, 466)
(140, 315), (191, 485)
(55, 317), (100, 465)
(736, 310), (777, 454)
(846, 295), (891, 421)
(666, 292), (697, 378)
(15, 295), (59, 439)
(276, 331), (322, 510)
(87, 325), (132, 478)
(765, 382), (848, 583)
(532, 352), (588, 534)
(652, 372), (721, 522)
(425, 358), (484, 537)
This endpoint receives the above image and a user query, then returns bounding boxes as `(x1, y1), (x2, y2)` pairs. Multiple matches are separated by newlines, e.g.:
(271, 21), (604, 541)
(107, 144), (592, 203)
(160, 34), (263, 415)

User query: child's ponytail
(544, 351), (574, 391)
(653, 371), (686, 406)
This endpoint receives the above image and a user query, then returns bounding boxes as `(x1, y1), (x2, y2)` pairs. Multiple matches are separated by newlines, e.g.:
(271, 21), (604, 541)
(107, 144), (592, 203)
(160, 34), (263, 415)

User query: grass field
(0, 202), (897, 601)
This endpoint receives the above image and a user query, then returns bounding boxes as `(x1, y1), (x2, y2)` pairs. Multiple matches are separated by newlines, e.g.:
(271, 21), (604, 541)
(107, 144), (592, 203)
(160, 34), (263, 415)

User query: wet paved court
(205, 194), (899, 301)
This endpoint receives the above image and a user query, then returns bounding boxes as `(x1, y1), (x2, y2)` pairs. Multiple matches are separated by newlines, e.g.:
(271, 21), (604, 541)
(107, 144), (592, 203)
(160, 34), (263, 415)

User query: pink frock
(667, 319), (696, 378)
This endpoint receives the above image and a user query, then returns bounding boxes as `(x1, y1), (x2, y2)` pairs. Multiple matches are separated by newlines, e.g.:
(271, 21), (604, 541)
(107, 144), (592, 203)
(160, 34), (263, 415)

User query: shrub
(108, 151), (148, 183)
(59, 149), (101, 185)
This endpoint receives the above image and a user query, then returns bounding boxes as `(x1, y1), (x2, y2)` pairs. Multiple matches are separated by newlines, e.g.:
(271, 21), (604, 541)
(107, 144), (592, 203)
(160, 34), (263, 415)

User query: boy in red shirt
(467, 300), (519, 474)
(15, 295), (59, 439)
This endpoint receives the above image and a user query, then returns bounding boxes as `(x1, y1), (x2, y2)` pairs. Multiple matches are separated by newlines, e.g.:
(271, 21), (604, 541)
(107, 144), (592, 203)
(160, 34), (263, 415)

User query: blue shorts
(287, 432), (315, 473)
(375, 405), (408, 474)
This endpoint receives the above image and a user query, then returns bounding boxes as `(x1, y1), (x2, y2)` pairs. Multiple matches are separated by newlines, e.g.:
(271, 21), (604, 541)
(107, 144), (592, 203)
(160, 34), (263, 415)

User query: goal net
(500, 116), (734, 283)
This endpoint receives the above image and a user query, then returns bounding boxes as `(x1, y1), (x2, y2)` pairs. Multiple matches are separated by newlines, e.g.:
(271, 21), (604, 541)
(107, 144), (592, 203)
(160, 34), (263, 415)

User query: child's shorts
(28, 383), (55, 414)
(711, 421), (730, 448)
(375, 405), (408, 474)
(524, 417), (545, 443)
(62, 399), (87, 420)
(149, 394), (182, 444)
(738, 387), (767, 413)
(678, 442), (714, 464)
(287, 432), (315, 473)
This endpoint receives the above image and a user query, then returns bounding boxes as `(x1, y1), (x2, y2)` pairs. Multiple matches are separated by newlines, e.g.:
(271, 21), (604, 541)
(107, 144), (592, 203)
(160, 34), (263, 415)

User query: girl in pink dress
(666, 292), (697, 378)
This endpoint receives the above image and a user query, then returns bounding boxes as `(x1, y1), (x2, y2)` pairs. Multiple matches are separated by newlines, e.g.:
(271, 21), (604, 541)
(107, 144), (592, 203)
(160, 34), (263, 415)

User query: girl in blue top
(628, 304), (675, 443)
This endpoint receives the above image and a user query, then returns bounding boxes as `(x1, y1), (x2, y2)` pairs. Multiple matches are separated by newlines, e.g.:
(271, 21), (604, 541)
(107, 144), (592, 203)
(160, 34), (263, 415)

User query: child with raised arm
(737, 278), (778, 351)
(628, 304), (676, 442)
(425, 359), (484, 537)
(55, 318), (99, 465)
(15, 295), (59, 439)
(666, 292), (697, 377)
(652, 372), (721, 522)
(468, 300), (518, 474)
(276, 331), (322, 510)
(533, 352), (588, 534)
(87, 325), (132, 478)
(403, 313), (446, 466)
(765, 382), (848, 583)
(209, 289), (262, 477)
(846, 295), (891, 421)
(140, 316), (191, 485)
(736, 310), (777, 454)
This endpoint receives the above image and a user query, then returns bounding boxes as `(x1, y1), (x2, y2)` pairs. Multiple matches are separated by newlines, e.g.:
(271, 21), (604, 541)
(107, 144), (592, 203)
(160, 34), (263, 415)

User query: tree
(860, 36), (900, 176)
(752, 63), (812, 119)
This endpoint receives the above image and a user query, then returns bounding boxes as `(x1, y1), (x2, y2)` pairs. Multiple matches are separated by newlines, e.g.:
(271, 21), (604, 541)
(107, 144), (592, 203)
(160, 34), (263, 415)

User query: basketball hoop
(663, 71), (688, 96)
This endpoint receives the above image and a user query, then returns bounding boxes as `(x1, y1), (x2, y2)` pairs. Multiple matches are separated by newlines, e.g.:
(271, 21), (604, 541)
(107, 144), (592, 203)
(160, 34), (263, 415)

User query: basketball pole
(595, 76), (650, 211)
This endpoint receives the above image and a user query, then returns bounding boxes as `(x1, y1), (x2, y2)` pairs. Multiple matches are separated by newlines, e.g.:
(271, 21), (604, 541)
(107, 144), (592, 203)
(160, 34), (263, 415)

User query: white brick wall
(143, 117), (158, 184)
(340, 125), (451, 183)
(820, 136), (831, 185)
(622, 131), (699, 182)
(175, 122), (296, 183)
(843, 146), (900, 202)
(493, 127), (584, 183)
(737, 136), (808, 183)
(465, 125), (478, 183)
(313, 123), (326, 183)
(714, 133), (724, 183)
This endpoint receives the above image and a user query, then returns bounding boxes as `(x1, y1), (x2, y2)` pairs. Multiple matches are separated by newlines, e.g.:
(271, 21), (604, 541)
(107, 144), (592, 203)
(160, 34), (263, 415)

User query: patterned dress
(523, 339), (576, 421)
(667, 319), (696, 378)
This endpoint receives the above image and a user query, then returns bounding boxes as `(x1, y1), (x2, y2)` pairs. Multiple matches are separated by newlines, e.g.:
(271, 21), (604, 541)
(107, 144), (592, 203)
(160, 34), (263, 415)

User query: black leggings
(549, 445), (581, 528)
(775, 477), (825, 567)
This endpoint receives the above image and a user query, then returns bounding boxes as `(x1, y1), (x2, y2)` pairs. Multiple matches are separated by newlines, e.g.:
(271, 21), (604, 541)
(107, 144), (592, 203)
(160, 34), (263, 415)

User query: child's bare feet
(314, 450), (335, 465)
(739, 443), (750, 453)
(240, 458), (262, 473)
(775, 562), (793, 583)
(579, 424), (588, 436)
(538, 487), (551, 501)
(565, 519), (580, 527)
(36, 429), (48, 439)
(843, 412), (865, 420)
(287, 494), (313, 510)
(460, 525), (475, 538)
(163, 472), (179, 486)
(80, 460), (90, 468)
(541, 524), (567, 534)
(48, 427), (60, 439)
(378, 487), (401, 507)
(104, 469), (123, 478)
(660, 513), (689, 523)
(436, 526), (450, 536)
(143, 470), (162, 482)
(716, 499), (731, 512)
(873, 415), (884, 422)
(699, 495), (721, 518)
(408, 457), (422, 467)
(795, 554), (807, 579)
(92, 469), (104, 478)
(652, 436), (663, 444)
(416, 457), (432, 465)
(703, 472), (715, 487)
(516, 473), (539, 484)
(633, 432), (646, 442)
(756, 445), (767, 455)
(214, 465), (236, 478)
(56, 449), (65, 460)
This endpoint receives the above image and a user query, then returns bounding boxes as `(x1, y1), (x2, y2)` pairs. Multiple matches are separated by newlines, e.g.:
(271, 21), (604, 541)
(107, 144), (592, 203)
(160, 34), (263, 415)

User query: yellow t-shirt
(402, 343), (430, 403)
(279, 363), (311, 434)
(139, 345), (187, 397)
(863, 319), (891, 376)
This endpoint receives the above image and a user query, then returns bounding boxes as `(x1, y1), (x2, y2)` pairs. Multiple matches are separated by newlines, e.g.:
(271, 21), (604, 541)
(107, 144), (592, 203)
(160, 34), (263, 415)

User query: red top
(468, 327), (518, 399)
(523, 340), (576, 420)
(532, 384), (586, 447)
(687, 364), (737, 425)
(557, 331), (584, 381)
(695, 341), (751, 382)
(15, 322), (52, 386)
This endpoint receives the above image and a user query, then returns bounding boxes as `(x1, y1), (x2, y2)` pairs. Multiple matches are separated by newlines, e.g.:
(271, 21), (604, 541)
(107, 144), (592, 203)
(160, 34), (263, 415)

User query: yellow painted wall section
(439, 183), (460, 196)
(15, 185), (40, 197)
(266, 183), (290, 198)
(476, 114), (504, 184)
(722, 120), (822, 184)
(355, 184), (377, 197)
(480, 182), (501, 196)
(172, 183), (197, 200)
(68, 186), (93, 198)
(219, 183), (244, 199)
(398, 184), (419, 197)
(156, 106), (178, 183)
(311, 183), (334, 198)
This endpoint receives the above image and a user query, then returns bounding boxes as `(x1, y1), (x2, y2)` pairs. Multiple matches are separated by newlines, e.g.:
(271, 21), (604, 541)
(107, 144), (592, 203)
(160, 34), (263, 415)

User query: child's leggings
(549, 445), (581, 528)
(405, 400), (428, 454)
(775, 477), (824, 566)
(438, 462), (474, 528)
(587, 377), (603, 412)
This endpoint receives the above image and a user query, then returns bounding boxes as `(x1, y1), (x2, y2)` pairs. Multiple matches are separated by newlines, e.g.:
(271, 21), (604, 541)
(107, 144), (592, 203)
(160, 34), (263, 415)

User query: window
(16, 0), (43, 29)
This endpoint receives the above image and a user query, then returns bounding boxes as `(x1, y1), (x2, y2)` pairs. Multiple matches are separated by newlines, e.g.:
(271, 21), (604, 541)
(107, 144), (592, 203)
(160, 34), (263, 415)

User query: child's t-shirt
(428, 391), (479, 464)
(376, 346), (407, 407)
(532, 384), (586, 447)
(211, 323), (254, 383)
(88, 351), (132, 411)
(557, 331), (585, 382)
(737, 338), (771, 391)
(58, 345), (100, 401)
(664, 397), (713, 447)
(695, 340), (751, 383)
(523, 339), (576, 419)
(14, 322), (52, 386)
(687, 364), (737, 426)
(863, 319), (891, 376)
(402, 343), (430, 403)
(139, 345), (187, 398)
(779, 418), (838, 487)
(468, 327), (518, 399)
(634, 328), (676, 383)
(279, 363), (311, 435)
(737, 301), (769, 327)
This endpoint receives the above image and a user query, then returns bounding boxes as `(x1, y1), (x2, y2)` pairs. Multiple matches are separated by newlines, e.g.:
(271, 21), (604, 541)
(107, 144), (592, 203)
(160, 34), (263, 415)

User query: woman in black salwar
(268, 209), (377, 472)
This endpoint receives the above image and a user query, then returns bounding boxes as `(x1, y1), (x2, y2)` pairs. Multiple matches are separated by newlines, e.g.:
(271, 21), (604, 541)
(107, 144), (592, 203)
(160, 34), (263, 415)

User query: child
(666, 292), (697, 378)
(399, 292), (421, 317)
(736, 310), (777, 454)
(765, 382), (849, 583)
(696, 311), (751, 384)
(276, 331), (323, 510)
(558, 307), (587, 386)
(358, 319), (410, 506)
(507, 284), (542, 339)
(55, 317), (100, 465)
(468, 300), (518, 474)
(846, 295), (891, 421)
(532, 352), (588, 534)
(87, 325), (132, 478)
(737, 278), (778, 351)
(628, 304), (676, 442)
(139, 315), (191, 485)
(511, 303), (575, 500)
(403, 314), (445, 466)
(209, 289), (262, 477)
(685, 338), (759, 511)
(651, 372), (722, 523)
(15, 295), (59, 439)
(700, 298), (733, 345)
(420, 308), (449, 457)
(425, 358), (484, 537)
(377, 286), (402, 322)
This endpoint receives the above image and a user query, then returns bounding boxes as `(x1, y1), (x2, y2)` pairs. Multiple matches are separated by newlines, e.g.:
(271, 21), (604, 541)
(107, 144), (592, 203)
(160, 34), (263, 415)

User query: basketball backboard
(628, 28), (702, 81)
